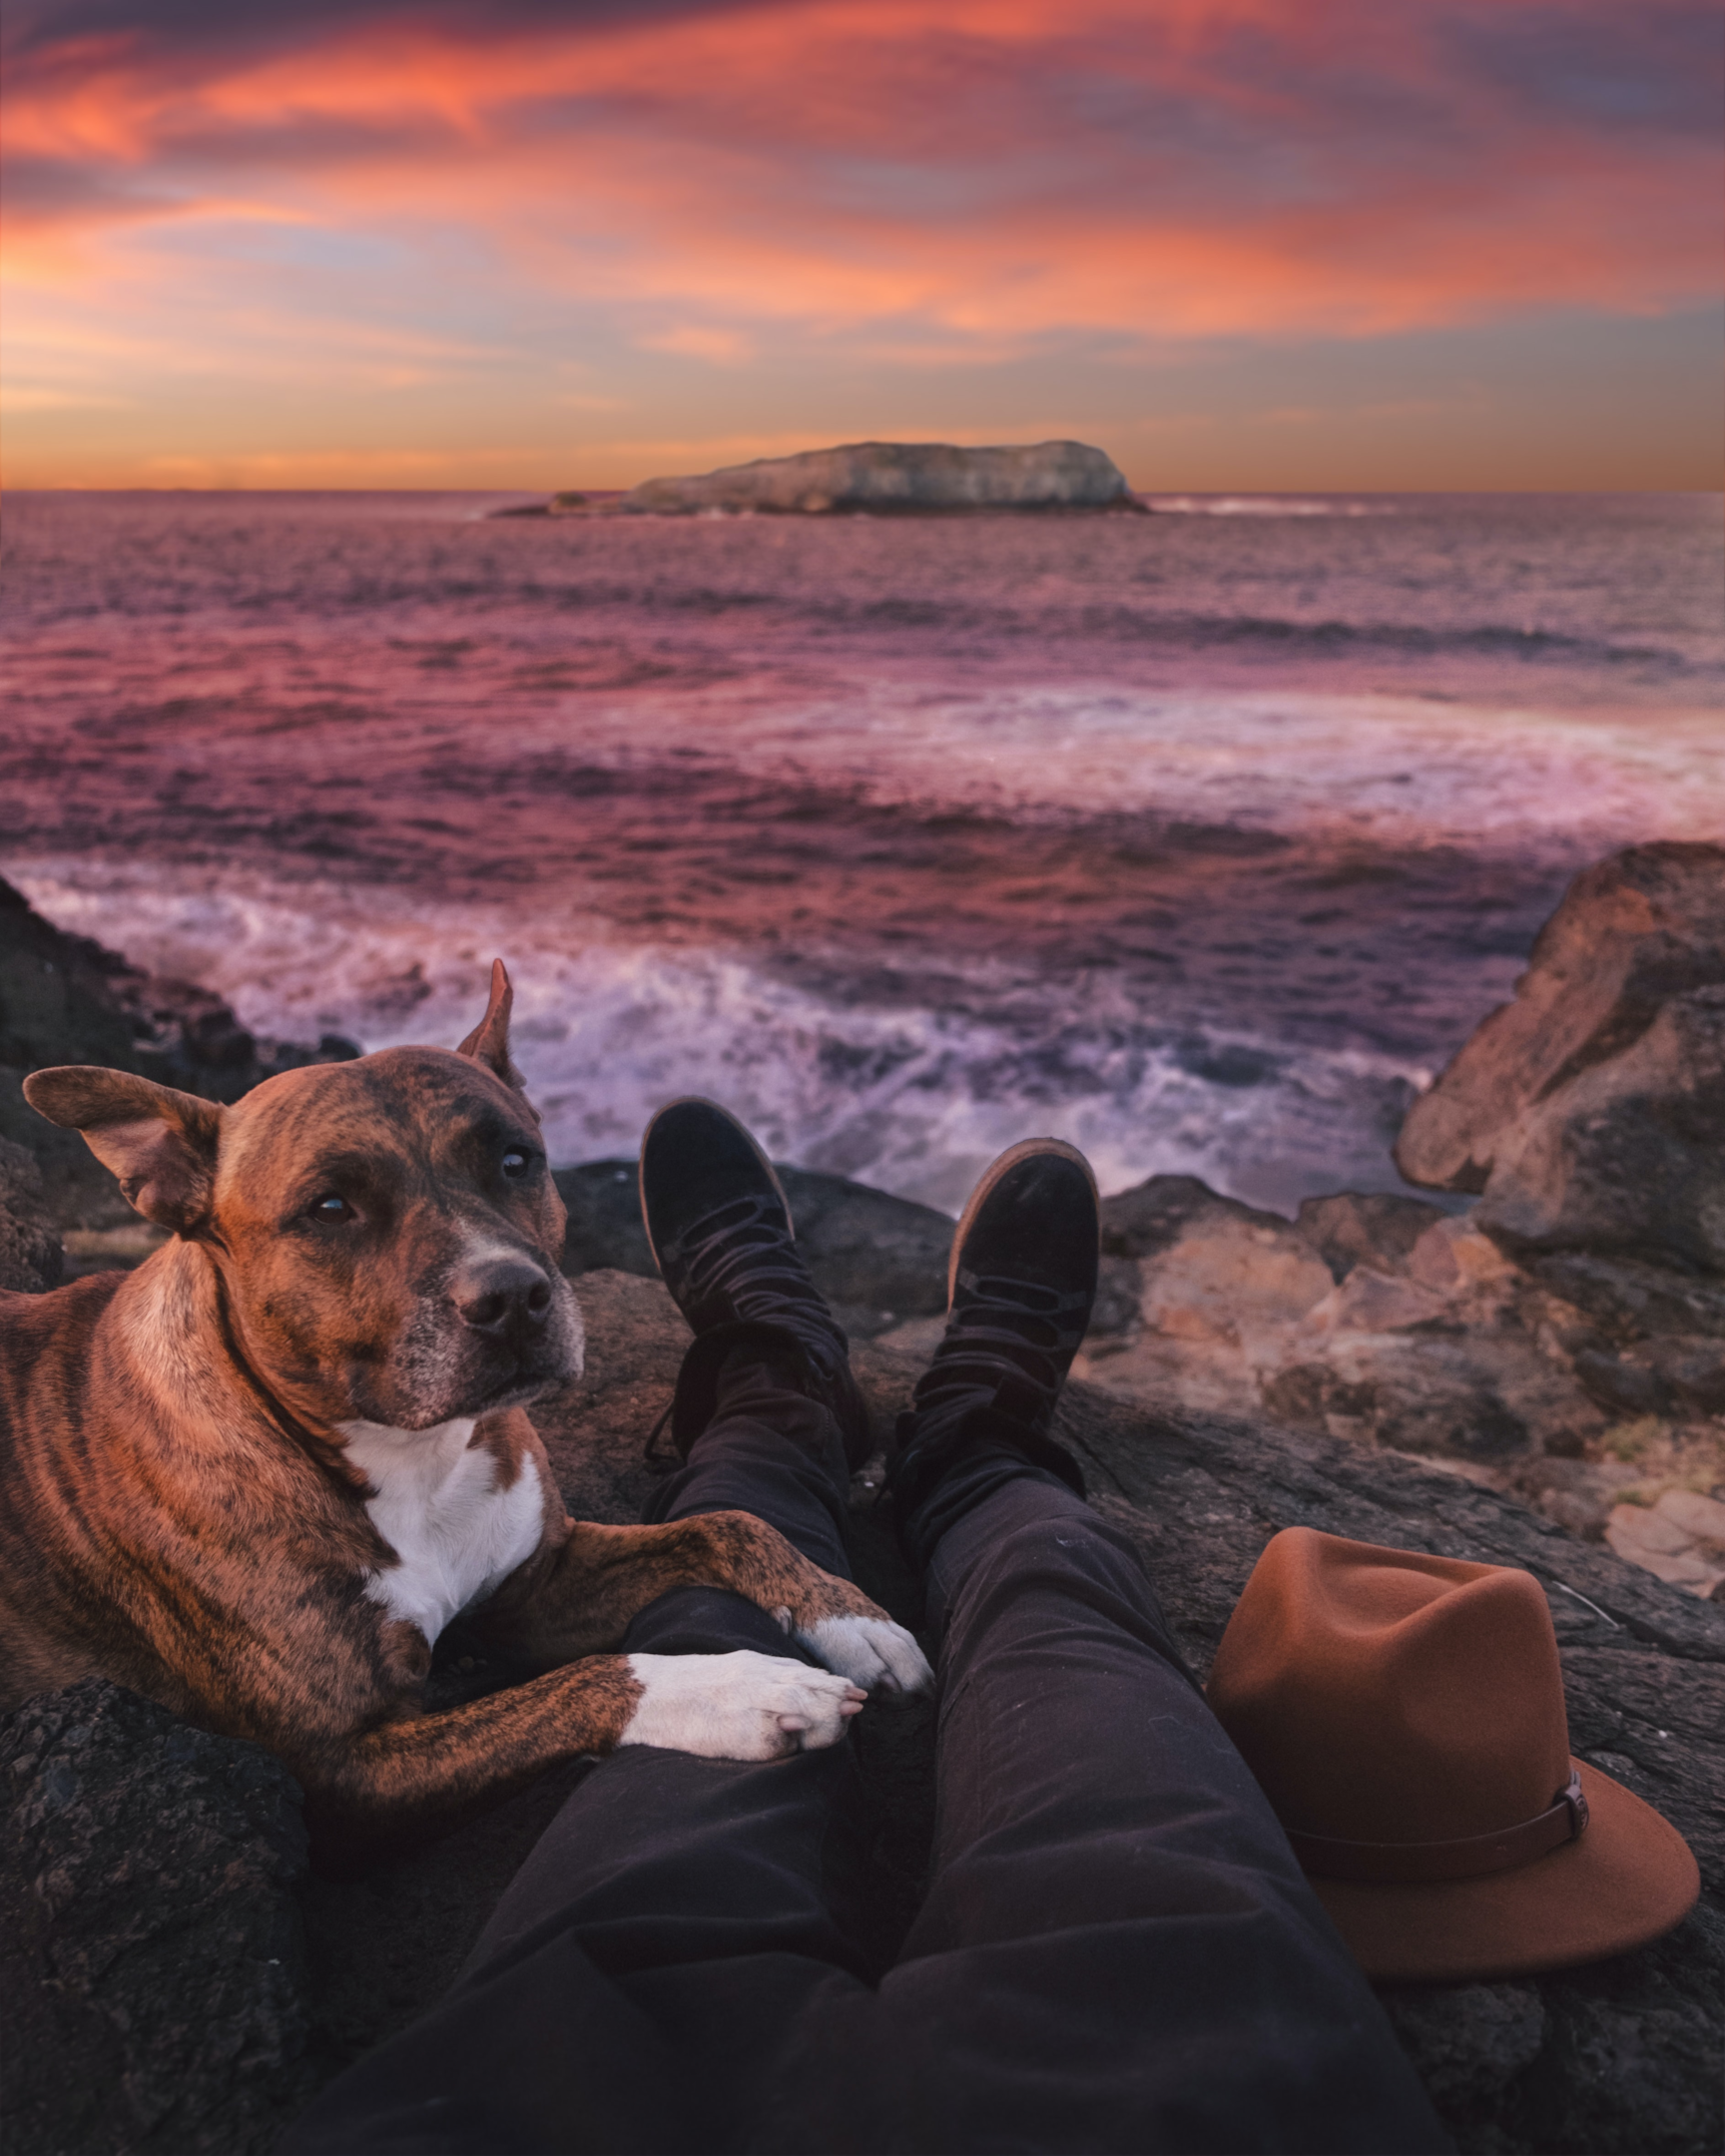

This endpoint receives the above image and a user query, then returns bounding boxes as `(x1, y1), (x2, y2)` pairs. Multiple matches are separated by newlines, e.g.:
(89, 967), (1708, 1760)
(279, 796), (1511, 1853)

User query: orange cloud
(2, 0), (1718, 485)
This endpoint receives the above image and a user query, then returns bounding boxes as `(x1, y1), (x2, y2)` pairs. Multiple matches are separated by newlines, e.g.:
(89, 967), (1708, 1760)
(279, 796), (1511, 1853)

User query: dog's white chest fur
(340, 1418), (543, 1646)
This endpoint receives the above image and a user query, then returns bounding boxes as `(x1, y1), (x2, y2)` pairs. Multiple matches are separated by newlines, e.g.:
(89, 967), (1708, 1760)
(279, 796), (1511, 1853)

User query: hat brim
(1311, 1760), (1700, 1984)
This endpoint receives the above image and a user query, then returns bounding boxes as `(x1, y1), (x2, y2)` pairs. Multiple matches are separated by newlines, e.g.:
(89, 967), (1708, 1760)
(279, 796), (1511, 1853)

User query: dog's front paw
(621, 1650), (865, 1760)
(797, 1614), (933, 1697)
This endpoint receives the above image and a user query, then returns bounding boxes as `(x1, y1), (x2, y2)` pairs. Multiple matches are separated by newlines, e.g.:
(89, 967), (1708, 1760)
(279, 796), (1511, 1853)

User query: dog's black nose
(453, 1257), (554, 1336)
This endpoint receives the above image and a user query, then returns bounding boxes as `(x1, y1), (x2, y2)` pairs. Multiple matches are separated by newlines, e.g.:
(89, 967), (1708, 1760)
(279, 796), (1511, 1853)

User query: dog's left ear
(456, 958), (529, 1095)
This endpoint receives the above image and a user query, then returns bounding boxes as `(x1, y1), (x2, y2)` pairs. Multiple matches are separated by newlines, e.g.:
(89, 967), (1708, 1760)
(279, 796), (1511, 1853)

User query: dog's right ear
(23, 1067), (224, 1234)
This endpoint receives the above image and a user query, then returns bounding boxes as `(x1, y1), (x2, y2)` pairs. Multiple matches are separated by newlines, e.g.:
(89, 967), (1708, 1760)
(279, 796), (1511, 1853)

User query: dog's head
(24, 961), (585, 1431)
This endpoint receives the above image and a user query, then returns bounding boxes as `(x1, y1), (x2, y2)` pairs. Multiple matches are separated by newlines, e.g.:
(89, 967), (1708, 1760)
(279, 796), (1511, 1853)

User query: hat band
(1288, 1771), (1588, 1885)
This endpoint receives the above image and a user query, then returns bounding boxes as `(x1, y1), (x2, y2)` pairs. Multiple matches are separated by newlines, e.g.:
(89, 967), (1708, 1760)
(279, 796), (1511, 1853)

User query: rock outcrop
(0, 1135), (63, 1292)
(10, 1275), (1718, 2155)
(553, 1162), (1725, 1596)
(611, 439), (1139, 515)
(1474, 983), (1725, 1272)
(1092, 1184), (1723, 1590)
(1084, 1173), (1601, 1471)
(1, 1680), (317, 2155)
(0, 874), (360, 1235)
(1395, 843), (1725, 1259)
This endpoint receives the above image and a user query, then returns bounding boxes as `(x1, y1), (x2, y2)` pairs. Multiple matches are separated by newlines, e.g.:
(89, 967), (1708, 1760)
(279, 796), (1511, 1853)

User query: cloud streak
(3, 0), (1720, 485)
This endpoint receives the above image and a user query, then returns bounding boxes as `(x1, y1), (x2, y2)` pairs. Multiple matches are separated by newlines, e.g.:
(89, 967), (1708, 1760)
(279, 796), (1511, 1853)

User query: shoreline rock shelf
(550, 1154), (1725, 1600)
(4, 1276), (1720, 2155)
(2, 841), (1723, 2151)
(498, 438), (1146, 517)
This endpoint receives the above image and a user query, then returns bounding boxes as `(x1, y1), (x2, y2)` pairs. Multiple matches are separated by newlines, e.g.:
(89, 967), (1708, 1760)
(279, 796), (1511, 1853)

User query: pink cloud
(2, 0), (1717, 484)
(6, 1), (1717, 324)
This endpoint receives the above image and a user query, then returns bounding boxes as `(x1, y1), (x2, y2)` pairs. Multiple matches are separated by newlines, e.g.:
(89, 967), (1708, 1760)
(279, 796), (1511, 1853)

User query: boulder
(1294, 1190), (1449, 1282)
(1266, 1330), (1601, 1466)
(1088, 1177), (1603, 1465)
(1475, 986), (1725, 1273)
(1527, 1251), (1725, 1346)
(0, 1134), (62, 1292)
(0, 874), (361, 1233)
(1091, 1176), (1720, 1514)
(554, 1160), (654, 1279)
(1099, 1171), (1278, 1259)
(1604, 1490), (1725, 1599)
(1396, 842), (1725, 1196)
(0, 877), (146, 1229)
(0, 1679), (316, 2155)
(1134, 1213), (1335, 1348)
(1084, 1177), (1315, 1409)
(6, 1272), (1722, 2153)
(615, 440), (1139, 516)
(777, 1166), (953, 1319)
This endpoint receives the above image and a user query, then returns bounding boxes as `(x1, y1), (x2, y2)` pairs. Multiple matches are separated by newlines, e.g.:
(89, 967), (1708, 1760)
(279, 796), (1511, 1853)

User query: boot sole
(639, 1096), (797, 1279)
(946, 1137), (1099, 1311)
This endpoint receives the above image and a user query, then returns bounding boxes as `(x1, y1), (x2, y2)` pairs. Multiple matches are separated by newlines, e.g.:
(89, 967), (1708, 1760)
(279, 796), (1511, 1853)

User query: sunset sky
(4, 0), (1721, 492)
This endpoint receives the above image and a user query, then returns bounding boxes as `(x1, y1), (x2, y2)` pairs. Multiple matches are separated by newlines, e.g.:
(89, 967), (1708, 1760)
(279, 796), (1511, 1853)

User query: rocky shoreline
(2, 845), (1722, 2153)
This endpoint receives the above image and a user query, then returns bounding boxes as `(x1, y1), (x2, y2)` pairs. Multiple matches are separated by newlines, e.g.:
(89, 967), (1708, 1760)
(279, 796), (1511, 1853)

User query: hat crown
(1208, 1529), (1571, 1848)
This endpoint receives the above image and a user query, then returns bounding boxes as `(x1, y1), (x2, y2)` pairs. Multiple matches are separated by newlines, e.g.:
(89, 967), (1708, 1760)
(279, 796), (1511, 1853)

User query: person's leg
(471, 1135), (1444, 2156)
(465, 1092), (926, 2017)
(856, 1451), (1450, 2154)
(439, 1433), (1441, 2156)
(719, 1143), (1447, 2155)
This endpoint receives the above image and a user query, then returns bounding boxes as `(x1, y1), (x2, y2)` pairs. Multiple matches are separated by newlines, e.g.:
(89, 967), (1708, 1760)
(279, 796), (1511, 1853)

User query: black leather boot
(888, 1138), (1099, 1518)
(640, 1097), (870, 1464)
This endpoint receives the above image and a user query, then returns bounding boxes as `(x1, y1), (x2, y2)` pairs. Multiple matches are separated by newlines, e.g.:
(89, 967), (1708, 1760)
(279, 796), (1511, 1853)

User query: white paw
(621, 1650), (865, 1760)
(798, 1614), (934, 1696)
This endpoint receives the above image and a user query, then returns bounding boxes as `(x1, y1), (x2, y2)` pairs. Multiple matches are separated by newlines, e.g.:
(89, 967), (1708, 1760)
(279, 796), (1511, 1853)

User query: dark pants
(286, 1369), (1447, 2155)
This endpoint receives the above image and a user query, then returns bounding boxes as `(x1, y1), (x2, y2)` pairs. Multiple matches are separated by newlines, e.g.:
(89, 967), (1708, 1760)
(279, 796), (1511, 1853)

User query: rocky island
(499, 438), (1143, 517)
(1, 847), (1722, 2154)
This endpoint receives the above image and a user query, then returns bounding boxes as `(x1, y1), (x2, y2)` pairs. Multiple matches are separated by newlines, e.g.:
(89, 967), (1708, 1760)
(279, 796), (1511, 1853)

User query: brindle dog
(0, 963), (929, 1857)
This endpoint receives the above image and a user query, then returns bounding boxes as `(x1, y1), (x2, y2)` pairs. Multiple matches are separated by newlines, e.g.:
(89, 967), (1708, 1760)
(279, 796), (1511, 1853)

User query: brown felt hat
(1207, 1528), (1699, 1983)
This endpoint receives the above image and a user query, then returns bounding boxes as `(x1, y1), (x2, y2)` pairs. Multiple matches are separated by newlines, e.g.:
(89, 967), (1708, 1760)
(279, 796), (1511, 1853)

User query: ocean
(1, 488), (1719, 1215)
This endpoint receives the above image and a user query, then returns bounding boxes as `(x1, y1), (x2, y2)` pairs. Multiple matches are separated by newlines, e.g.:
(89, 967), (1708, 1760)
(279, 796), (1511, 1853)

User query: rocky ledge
(3, 841), (1723, 2152)
(5, 1276), (1721, 2154)
(1057, 840), (1725, 1601)
(505, 439), (1143, 517)
(0, 874), (358, 1268)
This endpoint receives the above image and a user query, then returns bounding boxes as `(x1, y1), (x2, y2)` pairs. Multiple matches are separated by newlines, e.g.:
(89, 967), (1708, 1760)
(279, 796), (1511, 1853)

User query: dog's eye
(500, 1149), (531, 1180)
(311, 1193), (354, 1224)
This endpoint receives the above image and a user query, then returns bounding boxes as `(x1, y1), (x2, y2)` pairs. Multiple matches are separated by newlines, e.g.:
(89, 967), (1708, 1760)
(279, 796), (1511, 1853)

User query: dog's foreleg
(297, 1645), (863, 1860)
(475, 1514), (933, 1695)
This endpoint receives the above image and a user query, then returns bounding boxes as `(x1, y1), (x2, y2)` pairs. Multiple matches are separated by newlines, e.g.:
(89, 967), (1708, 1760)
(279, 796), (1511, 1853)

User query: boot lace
(911, 1267), (1093, 1428)
(664, 1192), (839, 1360)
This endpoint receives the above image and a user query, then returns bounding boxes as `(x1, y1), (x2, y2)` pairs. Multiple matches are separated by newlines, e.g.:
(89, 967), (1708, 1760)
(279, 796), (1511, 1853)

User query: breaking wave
(9, 865), (1434, 1216)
